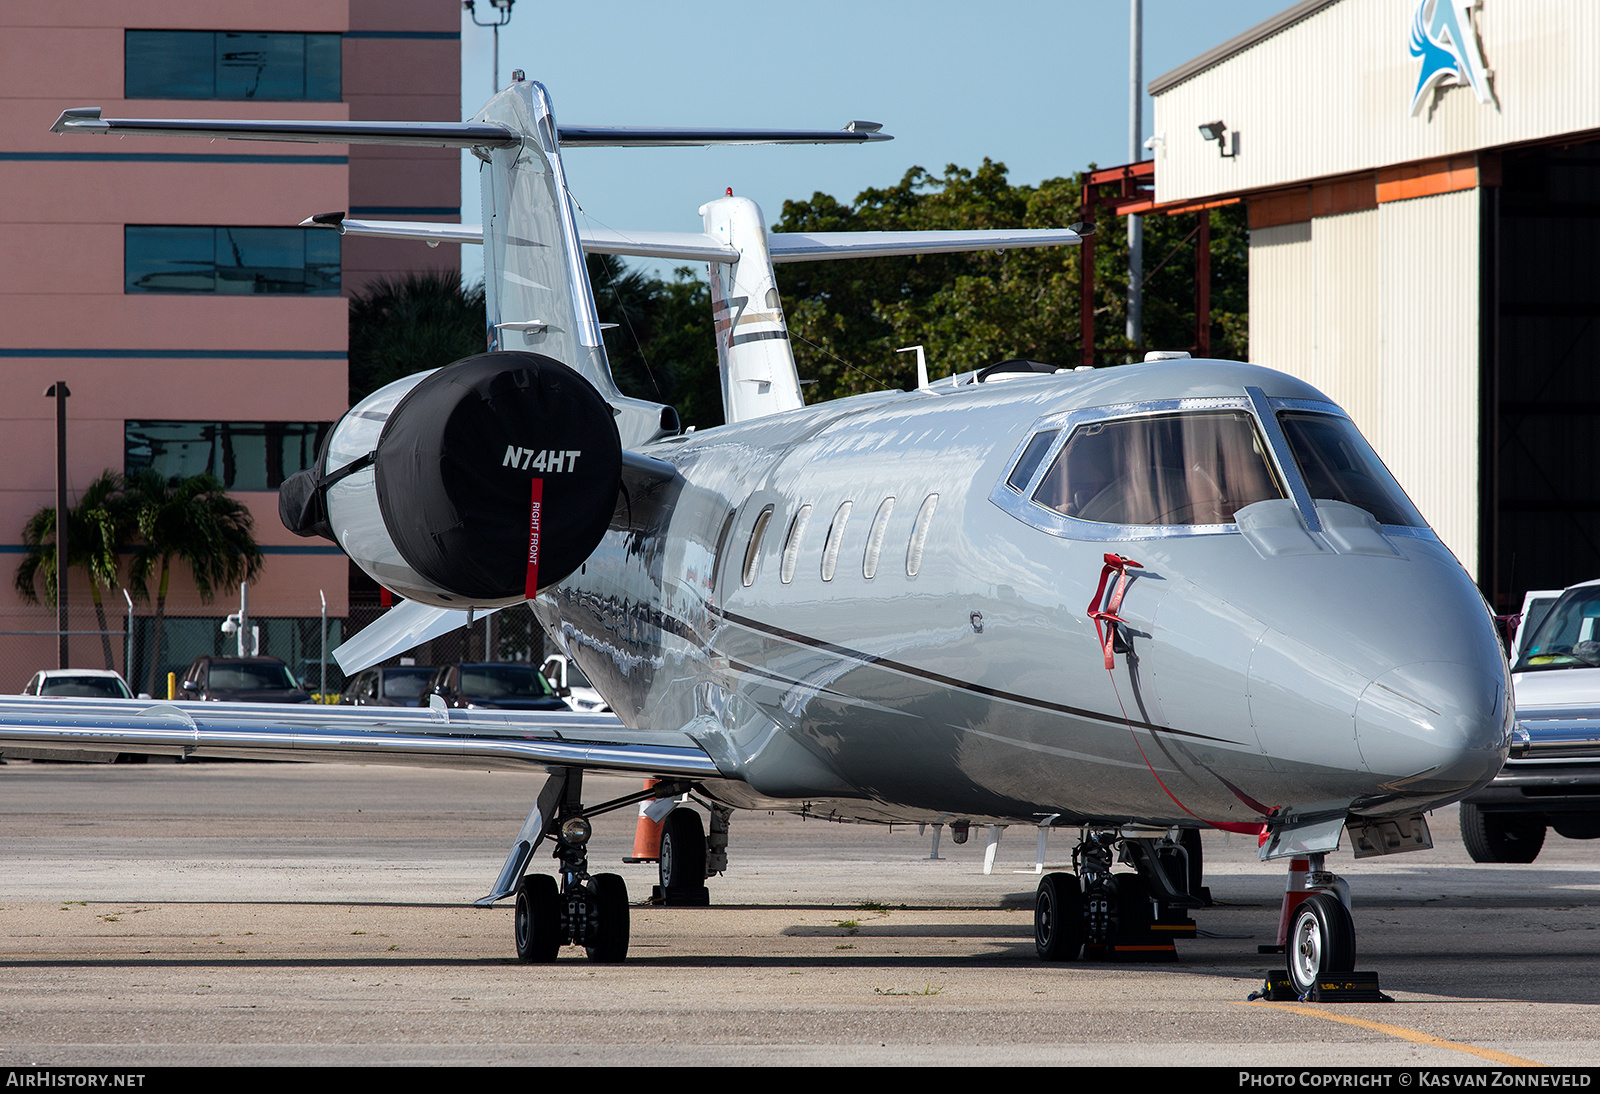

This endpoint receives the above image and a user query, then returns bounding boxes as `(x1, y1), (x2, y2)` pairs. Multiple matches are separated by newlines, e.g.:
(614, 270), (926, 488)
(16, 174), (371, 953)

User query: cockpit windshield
(1031, 410), (1285, 526)
(1514, 585), (1600, 673)
(1277, 411), (1424, 527)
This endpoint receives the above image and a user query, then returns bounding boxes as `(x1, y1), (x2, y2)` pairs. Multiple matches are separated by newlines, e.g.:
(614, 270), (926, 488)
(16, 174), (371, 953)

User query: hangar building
(1148, 0), (1600, 611)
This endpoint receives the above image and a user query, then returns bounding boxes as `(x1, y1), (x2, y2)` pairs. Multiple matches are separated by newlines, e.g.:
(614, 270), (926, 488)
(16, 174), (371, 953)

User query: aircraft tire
(1460, 802), (1545, 863)
(514, 873), (562, 962)
(1286, 892), (1355, 995)
(659, 808), (709, 905)
(1035, 872), (1084, 961)
(585, 873), (630, 963)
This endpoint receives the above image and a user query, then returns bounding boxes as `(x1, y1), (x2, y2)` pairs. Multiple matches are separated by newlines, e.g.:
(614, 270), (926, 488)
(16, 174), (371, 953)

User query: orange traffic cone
(625, 778), (662, 863)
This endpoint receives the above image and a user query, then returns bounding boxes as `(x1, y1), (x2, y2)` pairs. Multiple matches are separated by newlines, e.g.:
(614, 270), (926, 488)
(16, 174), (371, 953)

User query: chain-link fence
(0, 600), (548, 702)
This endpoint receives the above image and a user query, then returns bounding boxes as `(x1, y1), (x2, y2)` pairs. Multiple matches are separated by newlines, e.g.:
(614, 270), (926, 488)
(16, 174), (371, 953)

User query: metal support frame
(1078, 160), (1230, 366)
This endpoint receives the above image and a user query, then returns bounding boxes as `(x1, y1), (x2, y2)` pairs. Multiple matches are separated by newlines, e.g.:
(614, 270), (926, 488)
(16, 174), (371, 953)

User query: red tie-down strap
(524, 477), (544, 598)
(1087, 552), (1142, 670)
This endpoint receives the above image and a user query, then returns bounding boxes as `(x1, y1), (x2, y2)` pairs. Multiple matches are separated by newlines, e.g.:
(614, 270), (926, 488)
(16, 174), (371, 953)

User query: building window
(126, 31), (341, 101)
(126, 227), (340, 295)
(126, 421), (331, 491)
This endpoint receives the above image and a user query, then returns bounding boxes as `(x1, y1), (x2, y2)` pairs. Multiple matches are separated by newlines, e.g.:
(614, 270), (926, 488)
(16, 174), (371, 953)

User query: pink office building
(0, 2), (460, 692)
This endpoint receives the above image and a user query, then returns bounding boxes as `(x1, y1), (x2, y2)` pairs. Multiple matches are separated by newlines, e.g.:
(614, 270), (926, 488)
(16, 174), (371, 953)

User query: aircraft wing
(0, 696), (718, 777)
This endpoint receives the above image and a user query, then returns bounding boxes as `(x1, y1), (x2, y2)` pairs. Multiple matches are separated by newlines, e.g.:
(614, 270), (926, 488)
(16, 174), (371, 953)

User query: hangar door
(1490, 140), (1600, 610)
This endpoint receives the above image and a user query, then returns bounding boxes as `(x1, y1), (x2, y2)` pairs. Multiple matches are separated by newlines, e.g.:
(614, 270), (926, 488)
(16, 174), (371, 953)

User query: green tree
(774, 160), (1248, 402)
(590, 256), (721, 429)
(13, 470), (131, 670)
(348, 270), (486, 405)
(125, 471), (265, 696)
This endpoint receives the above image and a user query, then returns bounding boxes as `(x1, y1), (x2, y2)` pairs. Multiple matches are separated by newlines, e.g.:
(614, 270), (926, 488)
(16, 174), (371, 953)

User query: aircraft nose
(1354, 660), (1511, 794)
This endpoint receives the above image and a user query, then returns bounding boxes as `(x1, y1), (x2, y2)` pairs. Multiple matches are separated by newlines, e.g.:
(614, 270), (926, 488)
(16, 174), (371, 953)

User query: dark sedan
(421, 662), (570, 711)
(340, 665), (438, 707)
(179, 656), (313, 703)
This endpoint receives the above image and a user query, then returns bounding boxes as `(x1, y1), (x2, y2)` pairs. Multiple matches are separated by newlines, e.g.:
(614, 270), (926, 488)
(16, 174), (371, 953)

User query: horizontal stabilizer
(333, 599), (504, 674)
(51, 108), (519, 148)
(305, 215), (740, 263)
(309, 217), (1076, 265)
(51, 109), (889, 149)
(767, 228), (1082, 262)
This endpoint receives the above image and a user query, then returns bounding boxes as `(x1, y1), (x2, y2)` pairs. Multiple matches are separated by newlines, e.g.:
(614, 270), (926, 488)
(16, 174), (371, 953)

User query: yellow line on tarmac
(1236, 1002), (1545, 1067)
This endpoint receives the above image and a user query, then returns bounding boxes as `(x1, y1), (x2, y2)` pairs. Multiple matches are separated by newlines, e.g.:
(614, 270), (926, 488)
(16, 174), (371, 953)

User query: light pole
(464, 0), (516, 97)
(45, 381), (70, 668)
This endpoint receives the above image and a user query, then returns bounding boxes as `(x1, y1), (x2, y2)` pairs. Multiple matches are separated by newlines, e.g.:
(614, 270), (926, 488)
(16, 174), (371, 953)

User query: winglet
(51, 107), (106, 134)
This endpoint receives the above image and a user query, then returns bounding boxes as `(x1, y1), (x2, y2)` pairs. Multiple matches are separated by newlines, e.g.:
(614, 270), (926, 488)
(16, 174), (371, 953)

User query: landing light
(560, 816), (592, 846)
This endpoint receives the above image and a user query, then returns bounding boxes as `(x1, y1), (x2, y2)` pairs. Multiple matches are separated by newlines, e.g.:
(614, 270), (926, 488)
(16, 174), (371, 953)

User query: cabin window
(1277, 412), (1424, 527)
(1033, 410), (1283, 526)
(1006, 430), (1059, 492)
(906, 494), (938, 576)
(820, 501), (852, 582)
(742, 506), (774, 587)
(780, 505), (811, 584)
(862, 498), (895, 579)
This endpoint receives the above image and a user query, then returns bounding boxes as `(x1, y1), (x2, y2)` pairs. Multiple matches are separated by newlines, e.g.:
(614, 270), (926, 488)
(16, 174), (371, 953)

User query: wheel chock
(1253, 969), (1391, 1003)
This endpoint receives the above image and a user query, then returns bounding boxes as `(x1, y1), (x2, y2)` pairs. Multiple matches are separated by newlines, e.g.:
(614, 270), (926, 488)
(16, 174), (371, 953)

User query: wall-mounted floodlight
(1198, 120), (1237, 158)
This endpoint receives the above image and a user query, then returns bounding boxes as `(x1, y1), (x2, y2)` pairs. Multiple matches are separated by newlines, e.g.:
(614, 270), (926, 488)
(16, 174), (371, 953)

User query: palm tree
(125, 470), (265, 695)
(14, 470), (131, 670)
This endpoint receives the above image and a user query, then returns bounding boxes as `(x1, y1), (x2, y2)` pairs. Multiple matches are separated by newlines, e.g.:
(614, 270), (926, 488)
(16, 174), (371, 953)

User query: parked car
(179, 656), (313, 703)
(1461, 579), (1600, 862)
(21, 669), (133, 699)
(421, 662), (570, 711)
(340, 665), (438, 707)
(540, 654), (608, 712)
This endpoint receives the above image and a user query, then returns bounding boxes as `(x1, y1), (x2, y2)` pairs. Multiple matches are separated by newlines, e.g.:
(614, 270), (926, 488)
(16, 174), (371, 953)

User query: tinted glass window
(127, 227), (339, 295)
(379, 668), (435, 700)
(126, 31), (341, 101)
(1033, 411), (1283, 526)
(126, 421), (330, 491)
(1277, 412), (1424, 528)
(39, 676), (131, 699)
(460, 665), (556, 699)
(209, 663), (297, 690)
(1515, 586), (1600, 672)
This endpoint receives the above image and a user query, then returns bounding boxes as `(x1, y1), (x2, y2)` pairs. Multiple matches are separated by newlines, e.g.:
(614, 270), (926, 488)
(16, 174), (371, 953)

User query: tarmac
(0, 759), (1595, 1067)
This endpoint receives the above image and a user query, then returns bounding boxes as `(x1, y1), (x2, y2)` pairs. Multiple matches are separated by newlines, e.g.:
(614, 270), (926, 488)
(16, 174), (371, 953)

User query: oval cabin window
(862, 497), (894, 578)
(906, 493), (939, 576)
(780, 504), (811, 584)
(741, 505), (774, 587)
(820, 501), (852, 582)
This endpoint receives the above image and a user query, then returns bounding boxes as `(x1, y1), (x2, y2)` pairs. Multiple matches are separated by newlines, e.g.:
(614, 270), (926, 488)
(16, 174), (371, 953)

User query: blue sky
(457, 0), (1290, 283)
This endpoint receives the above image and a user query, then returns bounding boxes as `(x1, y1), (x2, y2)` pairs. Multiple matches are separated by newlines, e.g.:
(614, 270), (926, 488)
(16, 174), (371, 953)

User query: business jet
(9, 76), (1512, 993)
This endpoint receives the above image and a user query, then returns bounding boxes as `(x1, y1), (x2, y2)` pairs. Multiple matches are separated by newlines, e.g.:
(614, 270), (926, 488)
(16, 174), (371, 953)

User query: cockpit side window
(1032, 410), (1284, 526)
(1005, 430), (1059, 492)
(1276, 411), (1424, 528)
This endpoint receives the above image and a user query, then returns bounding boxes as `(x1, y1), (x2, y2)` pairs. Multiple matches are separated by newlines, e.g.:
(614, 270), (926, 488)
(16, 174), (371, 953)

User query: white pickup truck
(1461, 581), (1600, 861)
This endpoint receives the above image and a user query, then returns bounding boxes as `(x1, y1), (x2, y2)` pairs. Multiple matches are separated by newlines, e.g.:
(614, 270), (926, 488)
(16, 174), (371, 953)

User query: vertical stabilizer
(700, 196), (806, 424)
(474, 80), (671, 447)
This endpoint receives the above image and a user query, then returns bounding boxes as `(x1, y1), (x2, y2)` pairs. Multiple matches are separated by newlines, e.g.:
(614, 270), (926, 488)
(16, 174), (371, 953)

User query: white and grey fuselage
(536, 357), (1512, 828)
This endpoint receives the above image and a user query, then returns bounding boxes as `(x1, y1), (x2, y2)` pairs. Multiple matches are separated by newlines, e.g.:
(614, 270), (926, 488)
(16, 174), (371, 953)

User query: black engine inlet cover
(374, 352), (622, 600)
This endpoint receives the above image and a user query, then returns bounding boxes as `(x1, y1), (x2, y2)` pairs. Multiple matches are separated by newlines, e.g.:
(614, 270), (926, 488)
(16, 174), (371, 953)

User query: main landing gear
(1035, 828), (1209, 962)
(481, 766), (696, 963)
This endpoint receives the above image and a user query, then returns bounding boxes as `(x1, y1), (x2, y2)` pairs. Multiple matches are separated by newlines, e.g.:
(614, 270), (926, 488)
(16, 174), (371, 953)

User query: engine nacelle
(280, 352), (622, 609)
